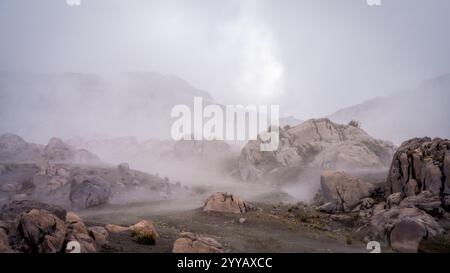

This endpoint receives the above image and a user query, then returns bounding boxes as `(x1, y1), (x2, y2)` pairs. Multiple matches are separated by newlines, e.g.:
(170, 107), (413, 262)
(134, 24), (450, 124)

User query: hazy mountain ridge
(328, 74), (450, 144)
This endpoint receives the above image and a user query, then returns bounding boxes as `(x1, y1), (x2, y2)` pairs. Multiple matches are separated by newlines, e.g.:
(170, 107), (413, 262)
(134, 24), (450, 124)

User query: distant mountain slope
(328, 74), (450, 144)
(0, 72), (214, 142)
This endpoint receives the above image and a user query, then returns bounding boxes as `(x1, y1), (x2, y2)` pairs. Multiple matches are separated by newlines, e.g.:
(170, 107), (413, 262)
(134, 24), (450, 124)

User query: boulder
(390, 218), (427, 253)
(385, 137), (450, 211)
(69, 175), (111, 209)
(172, 232), (224, 253)
(65, 212), (98, 253)
(203, 192), (250, 213)
(15, 209), (67, 253)
(129, 220), (159, 245)
(320, 171), (375, 212)
(88, 226), (109, 246)
(370, 207), (443, 252)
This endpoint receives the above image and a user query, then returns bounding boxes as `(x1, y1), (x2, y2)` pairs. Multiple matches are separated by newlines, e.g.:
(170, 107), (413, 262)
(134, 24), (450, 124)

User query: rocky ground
(0, 130), (449, 253)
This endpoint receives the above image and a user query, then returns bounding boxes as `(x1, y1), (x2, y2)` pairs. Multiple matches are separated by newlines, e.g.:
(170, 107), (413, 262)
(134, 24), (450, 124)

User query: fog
(1, 0), (449, 130)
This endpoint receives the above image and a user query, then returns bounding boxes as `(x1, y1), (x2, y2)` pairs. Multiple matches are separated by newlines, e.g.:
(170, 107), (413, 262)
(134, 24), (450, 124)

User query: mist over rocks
(0, 133), (101, 165)
(238, 118), (395, 183)
(0, 134), (43, 163)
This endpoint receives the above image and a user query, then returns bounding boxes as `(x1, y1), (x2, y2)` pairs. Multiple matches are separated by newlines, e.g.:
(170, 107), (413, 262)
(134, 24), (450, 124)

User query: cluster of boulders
(1, 160), (188, 210)
(315, 138), (450, 252)
(238, 118), (395, 182)
(0, 200), (108, 253)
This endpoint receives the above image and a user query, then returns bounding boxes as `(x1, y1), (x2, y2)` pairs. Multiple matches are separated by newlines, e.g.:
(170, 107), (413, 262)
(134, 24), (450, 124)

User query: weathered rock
(66, 212), (88, 235)
(88, 226), (109, 246)
(0, 200), (66, 221)
(370, 207), (443, 252)
(69, 175), (111, 209)
(172, 232), (224, 253)
(64, 212), (98, 253)
(390, 218), (427, 253)
(399, 191), (443, 216)
(15, 209), (67, 253)
(105, 224), (129, 233)
(318, 202), (334, 213)
(405, 179), (419, 197)
(320, 171), (375, 212)
(386, 137), (450, 211)
(238, 118), (395, 182)
(372, 202), (386, 216)
(386, 192), (403, 208)
(129, 220), (159, 245)
(203, 192), (250, 213)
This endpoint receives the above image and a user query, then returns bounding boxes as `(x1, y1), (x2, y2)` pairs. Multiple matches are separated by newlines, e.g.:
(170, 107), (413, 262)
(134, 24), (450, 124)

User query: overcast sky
(0, 0), (449, 118)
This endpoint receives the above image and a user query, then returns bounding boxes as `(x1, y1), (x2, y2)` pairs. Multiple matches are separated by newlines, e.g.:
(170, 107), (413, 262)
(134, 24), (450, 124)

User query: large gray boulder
(69, 175), (111, 209)
(370, 207), (443, 253)
(320, 171), (375, 212)
(385, 137), (450, 211)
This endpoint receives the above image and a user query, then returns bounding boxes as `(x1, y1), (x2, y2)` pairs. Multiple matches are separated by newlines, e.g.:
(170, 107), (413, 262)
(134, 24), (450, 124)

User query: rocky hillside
(238, 118), (395, 183)
(0, 134), (100, 164)
(0, 161), (189, 210)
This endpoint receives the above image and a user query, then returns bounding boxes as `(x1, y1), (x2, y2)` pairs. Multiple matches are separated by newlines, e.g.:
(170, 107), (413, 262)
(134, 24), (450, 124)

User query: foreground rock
(172, 232), (224, 253)
(0, 201), (104, 253)
(14, 209), (67, 253)
(370, 207), (443, 252)
(319, 171), (375, 212)
(385, 137), (450, 210)
(203, 192), (250, 213)
(129, 220), (159, 245)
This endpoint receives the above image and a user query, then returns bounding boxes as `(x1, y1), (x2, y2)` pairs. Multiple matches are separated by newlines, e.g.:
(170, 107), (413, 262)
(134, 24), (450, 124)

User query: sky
(0, 0), (449, 119)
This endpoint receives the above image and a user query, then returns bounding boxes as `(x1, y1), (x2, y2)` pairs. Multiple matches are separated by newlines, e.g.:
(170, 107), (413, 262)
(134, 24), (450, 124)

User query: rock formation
(319, 171), (375, 212)
(238, 118), (395, 182)
(385, 137), (450, 210)
(172, 232), (224, 253)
